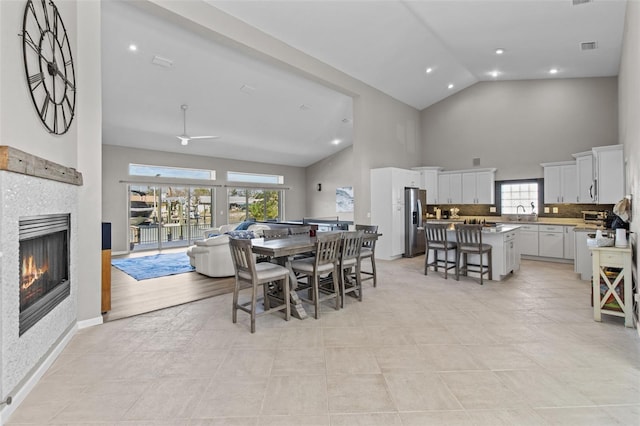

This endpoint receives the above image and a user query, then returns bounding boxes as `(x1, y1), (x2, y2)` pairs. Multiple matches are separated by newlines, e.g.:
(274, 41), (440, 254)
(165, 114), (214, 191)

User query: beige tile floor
(6, 258), (640, 425)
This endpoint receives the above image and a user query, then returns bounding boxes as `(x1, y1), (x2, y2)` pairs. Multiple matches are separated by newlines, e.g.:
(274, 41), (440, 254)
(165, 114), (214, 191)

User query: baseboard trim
(77, 315), (103, 329)
(0, 324), (77, 425)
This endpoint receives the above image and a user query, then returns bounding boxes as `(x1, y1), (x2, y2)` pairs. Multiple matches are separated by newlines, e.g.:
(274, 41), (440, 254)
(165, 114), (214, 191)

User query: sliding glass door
(129, 185), (214, 252)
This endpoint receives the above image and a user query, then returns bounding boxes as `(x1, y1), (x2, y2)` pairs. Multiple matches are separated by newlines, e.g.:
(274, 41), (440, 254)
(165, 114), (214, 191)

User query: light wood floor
(103, 250), (235, 322)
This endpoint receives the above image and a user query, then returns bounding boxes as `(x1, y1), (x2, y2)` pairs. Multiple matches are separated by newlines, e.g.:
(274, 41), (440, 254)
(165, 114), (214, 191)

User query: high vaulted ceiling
(102, 0), (627, 167)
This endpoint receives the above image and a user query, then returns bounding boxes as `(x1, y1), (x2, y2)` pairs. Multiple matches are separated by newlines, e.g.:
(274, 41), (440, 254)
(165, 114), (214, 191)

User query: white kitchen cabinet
(502, 228), (519, 276)
(371, 167), (414, 260)
(538, 225), (564, 258)
(461, 169), (496, 204)
(413, 166), (442, 204)
(592, 144), (624, 204)
(573, 151), (594, 203)
(574, 229), (592, 280)
(542, 161), (577, 203)
(519, 224), (539, 256)
(437, 172), (462, 204)
(563, 225), (575, 260)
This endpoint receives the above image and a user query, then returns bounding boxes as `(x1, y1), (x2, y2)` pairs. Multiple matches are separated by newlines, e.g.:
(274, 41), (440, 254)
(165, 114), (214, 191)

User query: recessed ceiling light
(549, 68), (559, 74)
(151, 55), (173, 68)
(332, 139), (341, 145)
(447, 83), (454, 89)
(489, 70), (500, 78)
(128, 44), (137, 52)
(495, 48), (505, 55)
(426, 67), (433, 74)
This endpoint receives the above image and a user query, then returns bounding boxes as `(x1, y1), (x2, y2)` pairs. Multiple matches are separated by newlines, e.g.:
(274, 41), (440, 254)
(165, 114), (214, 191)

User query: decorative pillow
(235, 220), (256, 231)
(226, 230), (255, 239)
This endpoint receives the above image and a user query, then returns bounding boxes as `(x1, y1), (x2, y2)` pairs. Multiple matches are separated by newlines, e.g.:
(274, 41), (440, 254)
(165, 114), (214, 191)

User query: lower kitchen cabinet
(538, 225), (564, 258)
(564, 226), (575, 260)
(519, 224), (539, 256)
(574, 229), (593, 280)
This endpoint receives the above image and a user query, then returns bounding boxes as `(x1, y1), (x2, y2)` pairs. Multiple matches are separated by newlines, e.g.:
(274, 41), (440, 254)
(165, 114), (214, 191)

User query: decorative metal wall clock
(21, 0), (76, 135)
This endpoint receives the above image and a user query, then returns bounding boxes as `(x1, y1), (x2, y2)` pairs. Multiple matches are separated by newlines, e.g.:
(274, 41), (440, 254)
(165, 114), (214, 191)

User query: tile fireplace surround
(0, 147), (81, 420)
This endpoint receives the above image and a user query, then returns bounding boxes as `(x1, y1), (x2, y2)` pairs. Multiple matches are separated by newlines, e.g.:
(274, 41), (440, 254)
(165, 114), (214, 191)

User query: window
(129, 164), (215, 180)
(227, 188), (282, 223)
(500, 181), (539, 214)
(227, 171), (283, 185)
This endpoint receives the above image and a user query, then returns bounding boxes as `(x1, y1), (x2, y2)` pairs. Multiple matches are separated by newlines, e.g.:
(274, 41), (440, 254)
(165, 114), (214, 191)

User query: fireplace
(19, 214), (71, 336)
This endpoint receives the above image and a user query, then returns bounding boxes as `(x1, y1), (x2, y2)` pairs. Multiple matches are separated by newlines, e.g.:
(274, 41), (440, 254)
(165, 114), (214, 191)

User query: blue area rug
(111, 252), (195, 281)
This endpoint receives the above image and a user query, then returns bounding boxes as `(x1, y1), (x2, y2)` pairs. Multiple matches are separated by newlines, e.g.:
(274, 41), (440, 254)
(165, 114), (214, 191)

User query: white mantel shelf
(0, 146), (83, 186)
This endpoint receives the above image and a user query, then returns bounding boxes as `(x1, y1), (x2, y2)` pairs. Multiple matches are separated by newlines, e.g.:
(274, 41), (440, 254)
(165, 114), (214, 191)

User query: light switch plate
(544, 207), (550, 213)
(552, 207), (559, 213)
(489, 206), (496, 213)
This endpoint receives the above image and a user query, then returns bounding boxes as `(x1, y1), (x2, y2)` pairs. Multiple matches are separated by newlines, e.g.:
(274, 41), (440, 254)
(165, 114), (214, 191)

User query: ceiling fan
(177, 104), (219, 146)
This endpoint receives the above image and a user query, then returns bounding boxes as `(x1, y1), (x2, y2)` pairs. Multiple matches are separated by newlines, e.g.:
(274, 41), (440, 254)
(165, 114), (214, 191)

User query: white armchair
(187, 234), (235, 277)
(186, 223), (273, 277)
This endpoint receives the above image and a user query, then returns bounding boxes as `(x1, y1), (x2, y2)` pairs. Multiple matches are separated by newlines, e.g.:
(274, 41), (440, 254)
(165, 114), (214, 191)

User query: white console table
(590, 245), (633, 327)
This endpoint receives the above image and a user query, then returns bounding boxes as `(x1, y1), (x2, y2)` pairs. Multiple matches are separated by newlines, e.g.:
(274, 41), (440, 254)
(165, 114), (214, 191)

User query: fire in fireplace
(18, 214), (70, 336)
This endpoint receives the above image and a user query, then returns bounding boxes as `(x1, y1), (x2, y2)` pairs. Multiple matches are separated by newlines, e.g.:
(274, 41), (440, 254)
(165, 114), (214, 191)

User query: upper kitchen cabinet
(592, 145), (625, 204)
(413, 166), (442, 204)
(461, 169), (496, 204)
(541, 161), (577, 204)
(437, 172), (462, 204)
(572, 151), (594, 203)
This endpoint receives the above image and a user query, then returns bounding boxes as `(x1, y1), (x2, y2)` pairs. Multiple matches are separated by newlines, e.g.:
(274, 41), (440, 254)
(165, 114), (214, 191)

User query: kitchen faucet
(516, 205), (526, 221)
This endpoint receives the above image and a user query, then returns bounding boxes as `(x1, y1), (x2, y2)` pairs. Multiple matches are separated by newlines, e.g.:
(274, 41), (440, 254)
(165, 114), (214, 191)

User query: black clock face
(22, 0), (76, 135)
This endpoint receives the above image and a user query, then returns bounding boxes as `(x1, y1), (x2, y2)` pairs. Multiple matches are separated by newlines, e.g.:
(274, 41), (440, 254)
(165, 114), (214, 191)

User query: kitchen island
(426, 222), (521, 281)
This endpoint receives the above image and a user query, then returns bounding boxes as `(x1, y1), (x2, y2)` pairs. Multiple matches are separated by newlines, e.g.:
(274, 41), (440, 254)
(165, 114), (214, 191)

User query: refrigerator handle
(417, 200), (423, 227)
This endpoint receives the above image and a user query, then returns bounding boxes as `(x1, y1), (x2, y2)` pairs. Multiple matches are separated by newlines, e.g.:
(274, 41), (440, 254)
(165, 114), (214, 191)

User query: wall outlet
(544, 207), (550, 213)
(489, 206), (496, 213)
(552, 207), (559, 213)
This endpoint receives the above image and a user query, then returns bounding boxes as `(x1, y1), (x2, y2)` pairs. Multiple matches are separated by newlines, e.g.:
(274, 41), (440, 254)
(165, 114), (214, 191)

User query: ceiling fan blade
(189, 135), (220, 140)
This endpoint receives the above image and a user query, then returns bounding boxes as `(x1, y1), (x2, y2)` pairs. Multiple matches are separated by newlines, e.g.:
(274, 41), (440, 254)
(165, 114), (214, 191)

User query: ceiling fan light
(180, 138), (188, 146)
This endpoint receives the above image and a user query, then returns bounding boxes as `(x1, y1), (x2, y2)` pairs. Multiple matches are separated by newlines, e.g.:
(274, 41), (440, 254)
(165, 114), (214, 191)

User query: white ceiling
(102, 0), (627, 167)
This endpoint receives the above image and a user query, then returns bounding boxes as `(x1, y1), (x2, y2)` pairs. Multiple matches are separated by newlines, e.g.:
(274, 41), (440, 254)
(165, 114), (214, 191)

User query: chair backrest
(229, 237), (257, 280)
(340, 230), (364, 263)
(263, 228), (289, 240)
(356, 224), (378, 250)
(289, 226), (311, 236)
(455, 224), (483, 247)
(314, 232), (342, 268)
(424, 223), (449, 244)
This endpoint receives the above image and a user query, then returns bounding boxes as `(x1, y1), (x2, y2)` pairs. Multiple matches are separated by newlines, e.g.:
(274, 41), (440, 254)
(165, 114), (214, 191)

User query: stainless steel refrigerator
(404, 187), (426, 257)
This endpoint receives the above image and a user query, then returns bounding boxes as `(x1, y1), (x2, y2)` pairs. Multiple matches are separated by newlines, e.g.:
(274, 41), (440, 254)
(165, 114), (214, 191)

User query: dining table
(250, 231), (380, 320)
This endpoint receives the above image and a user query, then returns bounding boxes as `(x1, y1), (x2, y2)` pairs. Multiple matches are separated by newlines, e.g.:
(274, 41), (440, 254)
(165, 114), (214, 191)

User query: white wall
(306, 146), (354, 222)
(146, 0), (423, 225)
(420, 78), (618, 180)
(102, 145), (307, 252)
(618, 0), (640, 327)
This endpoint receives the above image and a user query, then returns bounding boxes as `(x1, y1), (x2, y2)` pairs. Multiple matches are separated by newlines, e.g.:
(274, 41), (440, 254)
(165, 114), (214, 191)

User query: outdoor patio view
(129, 185), (214, 251)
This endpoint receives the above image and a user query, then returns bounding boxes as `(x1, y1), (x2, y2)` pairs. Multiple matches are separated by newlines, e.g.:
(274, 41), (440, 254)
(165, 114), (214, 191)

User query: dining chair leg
(334, 266), (340, 311)
(232, 279), (240, 323)
(442, 247), (448, 279)
(262, 283), (271, 310)
(283, 276), (291, 321)
(424, 249), (429, 275)
(356, 265), (363, 302)
(488, 249), (493, 281)
(371, 257), (377, 288)
(313, 276), (320, 320)
(455, 250), (461, 281)
(250, 282), (257, 333)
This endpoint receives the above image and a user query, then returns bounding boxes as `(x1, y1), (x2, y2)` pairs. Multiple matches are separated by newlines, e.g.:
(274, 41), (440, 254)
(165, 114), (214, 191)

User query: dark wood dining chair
(355, 224), (378, 287)
(338, 230), (364, 308)
(262, 228), (289, 240)
(291, 232), (341, 319)
(229, 237), (290, 333)
(289, 226), (311, 236)
(454, 224), (492, 285)
(424, 223), (457, 279)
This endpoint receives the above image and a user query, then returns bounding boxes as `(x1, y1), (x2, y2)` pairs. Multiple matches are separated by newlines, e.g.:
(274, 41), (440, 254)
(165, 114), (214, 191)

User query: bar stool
(454, 224), (492, 285)
(424, 223), (457, 279)
(229, 238), (290, 333)
(355, 224), (378, 287)
(338, 230), (364, 308)
(291, 233), (341, 319)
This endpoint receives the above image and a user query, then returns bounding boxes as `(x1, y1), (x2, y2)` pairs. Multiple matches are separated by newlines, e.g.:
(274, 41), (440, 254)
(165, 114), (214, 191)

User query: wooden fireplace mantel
(0, 146), (83, 186)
